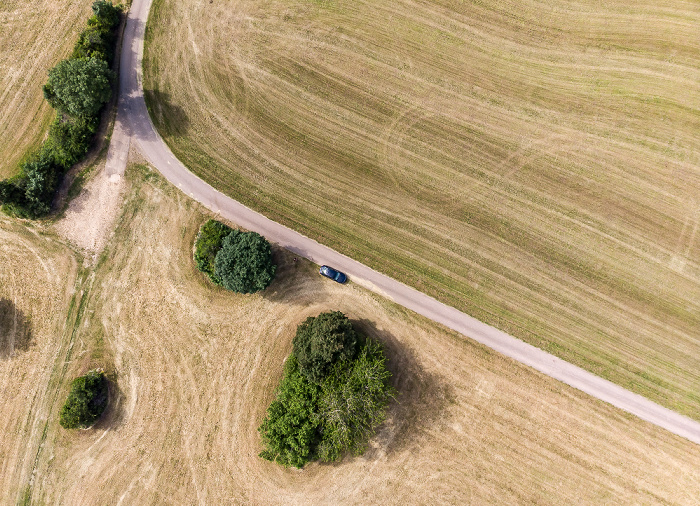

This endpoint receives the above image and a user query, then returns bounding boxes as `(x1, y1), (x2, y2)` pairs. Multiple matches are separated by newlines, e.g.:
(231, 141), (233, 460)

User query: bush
(258, 315), (395, 468)
(213, 230), (276, 293)
(193, 219), (233, 284)
(43, 116), (99, 170)
(292, 311), (359, 384)
(59, 370), (109, 429)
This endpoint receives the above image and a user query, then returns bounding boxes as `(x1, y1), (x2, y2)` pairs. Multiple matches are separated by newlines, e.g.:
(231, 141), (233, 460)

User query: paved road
(117, 0), (700, 445)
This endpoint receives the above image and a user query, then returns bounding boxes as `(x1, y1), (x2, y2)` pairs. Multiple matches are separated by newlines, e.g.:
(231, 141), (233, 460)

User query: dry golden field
(0, 0), (94, 178)
(0, 217), (79, 503)
(2, 164), (697, 504)
(142, 0), (700, 417)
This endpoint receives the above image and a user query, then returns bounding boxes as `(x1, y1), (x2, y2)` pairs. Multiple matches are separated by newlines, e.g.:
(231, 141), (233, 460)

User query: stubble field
(0, 217), (79, 502)
(0, 0), (94, 178)
(142, 0), (700, 418)
(2, 164), (696, 504)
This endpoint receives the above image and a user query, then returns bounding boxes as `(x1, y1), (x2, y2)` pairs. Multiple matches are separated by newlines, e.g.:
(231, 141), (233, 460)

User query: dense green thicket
(193, 219), (233, 285)
(59, 370), (109, 429)
(0, 1), (121, 219)
(259, 312), (395, 468)
(293, 311), (359, 384)
(214, 229), (276, 293)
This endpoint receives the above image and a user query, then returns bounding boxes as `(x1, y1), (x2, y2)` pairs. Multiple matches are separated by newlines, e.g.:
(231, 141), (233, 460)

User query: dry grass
(0, 217), (79, 503)
(0, 0), (95, 178)
(4, 164), (695, 504)
(142, 0), (700, 417)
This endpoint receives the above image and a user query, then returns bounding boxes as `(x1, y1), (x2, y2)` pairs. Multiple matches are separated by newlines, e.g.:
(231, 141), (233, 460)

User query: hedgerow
(0, 1), (121, 219)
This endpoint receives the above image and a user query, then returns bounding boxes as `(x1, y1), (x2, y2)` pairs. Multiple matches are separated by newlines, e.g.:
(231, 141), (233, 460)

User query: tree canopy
(292, 311), (359, 384)
(213, 230), (276, 293)
(193, 219), (233, 284)
(59, 370), (109, 429)
(259, 313), (395, 468)
(43, 57), (115, 118)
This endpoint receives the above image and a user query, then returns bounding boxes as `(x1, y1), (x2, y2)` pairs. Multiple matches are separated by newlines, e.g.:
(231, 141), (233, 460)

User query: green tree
(42, 116), (98, 170)
(59, 370), (109, 429)
(193, 219), (233, 284)
(258, 356), (322, 468)
(213, 230), (276, 293)
(90, 0), (121, 29)
(315, 339), (395, 462)
(43, 57), (114, 118)
(292, 311), (358, 384)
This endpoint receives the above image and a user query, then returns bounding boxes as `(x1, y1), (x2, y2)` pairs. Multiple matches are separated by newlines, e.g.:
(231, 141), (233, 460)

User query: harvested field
(0, 0), (94, 178)
(14, 165), (700, 504)
(0, 217), (79, 502)
(142, 0), (700, 417)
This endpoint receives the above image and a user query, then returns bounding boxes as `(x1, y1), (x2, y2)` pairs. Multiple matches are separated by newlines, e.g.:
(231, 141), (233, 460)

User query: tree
(315, 339), (395, 462)
(258, 356), (322, 468)
(193, 219), (233, 284)
(90, 0), (121, 29)
(59, 370), (109, 429)
(43, 57), (114, 118)
(213, 230), (276, 293)
(292, 311), (358, 384)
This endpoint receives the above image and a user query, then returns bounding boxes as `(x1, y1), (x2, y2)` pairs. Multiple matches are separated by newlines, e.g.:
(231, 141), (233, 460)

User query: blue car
(319, 265), (347, 284)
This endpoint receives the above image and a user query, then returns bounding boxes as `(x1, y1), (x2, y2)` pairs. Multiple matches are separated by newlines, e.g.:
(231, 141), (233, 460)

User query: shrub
(42, 116), (99, 170)
(213, 230), (276, 293)
(193, 219), (233, 284)
(292, 311), (359, 384)
(59, 370), (109, 429)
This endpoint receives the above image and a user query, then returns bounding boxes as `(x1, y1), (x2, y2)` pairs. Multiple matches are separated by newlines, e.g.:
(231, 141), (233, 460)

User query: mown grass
(143, 0), (700, 418)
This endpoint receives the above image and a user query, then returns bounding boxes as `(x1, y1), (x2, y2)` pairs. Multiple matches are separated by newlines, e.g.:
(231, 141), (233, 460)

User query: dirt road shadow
(0, 298), (33, 358)
(351, 318), (455, 459)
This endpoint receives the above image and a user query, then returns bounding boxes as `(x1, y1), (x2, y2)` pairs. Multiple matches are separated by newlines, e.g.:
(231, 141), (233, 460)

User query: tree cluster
(59, 370), (109, 429)
(193, 219), (277, 293)
(258, 312), (395, 468)
(0, 1), (121, 219)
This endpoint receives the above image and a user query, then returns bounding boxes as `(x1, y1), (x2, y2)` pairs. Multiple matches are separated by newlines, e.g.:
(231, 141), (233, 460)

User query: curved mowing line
(118, 0), (700, 445)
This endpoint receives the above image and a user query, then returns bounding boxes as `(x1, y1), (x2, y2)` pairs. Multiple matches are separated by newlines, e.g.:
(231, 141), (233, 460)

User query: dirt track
(119, 0), (700, 443)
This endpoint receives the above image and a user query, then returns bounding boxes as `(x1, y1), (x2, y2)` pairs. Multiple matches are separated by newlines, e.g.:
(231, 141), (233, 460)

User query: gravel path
(116, 0), (700, 445)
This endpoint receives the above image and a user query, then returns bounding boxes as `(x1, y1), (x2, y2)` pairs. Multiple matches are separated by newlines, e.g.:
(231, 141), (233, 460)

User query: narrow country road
(116, 0), (700, 445)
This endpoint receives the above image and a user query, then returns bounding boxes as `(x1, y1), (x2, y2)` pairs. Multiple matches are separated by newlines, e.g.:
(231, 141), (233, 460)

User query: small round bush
(59, 370), (109, 429)
(213, 230), (276, 293)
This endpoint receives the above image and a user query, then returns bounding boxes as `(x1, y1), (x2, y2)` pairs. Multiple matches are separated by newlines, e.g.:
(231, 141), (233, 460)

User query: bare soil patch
(142, 0), (700, 417)
(19, 165), (700, 504)
(54, 167), (127, 258)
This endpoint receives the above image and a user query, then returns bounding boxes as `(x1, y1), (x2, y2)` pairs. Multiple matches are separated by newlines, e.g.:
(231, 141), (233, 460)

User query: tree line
(0, 1), (121, 218)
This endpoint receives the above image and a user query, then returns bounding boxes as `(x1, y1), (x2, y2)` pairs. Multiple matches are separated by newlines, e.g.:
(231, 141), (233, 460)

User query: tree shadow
(0, 298), (33, 359)
(350, 318), (455, 459)
(143, 89), (190, 137)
